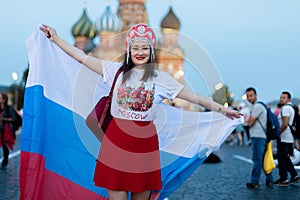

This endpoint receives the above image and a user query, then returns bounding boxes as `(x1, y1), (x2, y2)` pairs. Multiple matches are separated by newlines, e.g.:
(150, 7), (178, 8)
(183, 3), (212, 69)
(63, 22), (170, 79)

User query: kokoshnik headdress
(126, 23), (156, 64)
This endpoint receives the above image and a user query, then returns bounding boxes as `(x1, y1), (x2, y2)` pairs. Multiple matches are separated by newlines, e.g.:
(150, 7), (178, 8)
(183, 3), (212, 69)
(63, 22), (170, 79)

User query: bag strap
(109, 67), (123, 97)
(98, 67), (123, 126)
(256, 101), (267, 133)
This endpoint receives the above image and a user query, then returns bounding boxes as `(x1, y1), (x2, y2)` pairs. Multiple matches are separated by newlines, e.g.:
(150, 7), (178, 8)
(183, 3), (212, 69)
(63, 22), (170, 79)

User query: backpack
(257, 102), (281, 141)
(283, 104), (300, 139)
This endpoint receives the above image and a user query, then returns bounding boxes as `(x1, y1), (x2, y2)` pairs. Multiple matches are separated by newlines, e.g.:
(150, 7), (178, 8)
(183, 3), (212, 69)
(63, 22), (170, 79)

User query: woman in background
(0, 93), (16, 169)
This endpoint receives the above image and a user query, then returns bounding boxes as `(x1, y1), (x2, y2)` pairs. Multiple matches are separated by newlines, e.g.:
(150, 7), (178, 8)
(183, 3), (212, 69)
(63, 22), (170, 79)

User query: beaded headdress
(126, 23), (156, 64)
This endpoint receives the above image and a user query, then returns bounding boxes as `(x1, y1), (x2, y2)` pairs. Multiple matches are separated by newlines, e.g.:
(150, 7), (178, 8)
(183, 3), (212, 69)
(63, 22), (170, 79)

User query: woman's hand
(224, 109), (243, 120)
(38, 24), (104, 75)
(39, 24), (58, 42)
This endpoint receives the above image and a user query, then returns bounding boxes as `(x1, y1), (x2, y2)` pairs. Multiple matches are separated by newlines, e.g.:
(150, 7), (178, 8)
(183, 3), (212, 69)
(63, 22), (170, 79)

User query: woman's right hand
(39, 24), (58, 42)
(38, 24), (103, 75)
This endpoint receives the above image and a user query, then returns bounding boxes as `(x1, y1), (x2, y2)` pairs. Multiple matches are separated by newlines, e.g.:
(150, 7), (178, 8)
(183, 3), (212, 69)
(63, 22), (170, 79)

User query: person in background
(274, 147), (300, 167)
(238, 102), (251, 145)
(245, 87), (273, 189)
(274, 103), (282, 117)
(274, 91), (300, 186)
(291, 105), (300, 151)
(228, 107), (244, 146)
(0, 93), (16, 169)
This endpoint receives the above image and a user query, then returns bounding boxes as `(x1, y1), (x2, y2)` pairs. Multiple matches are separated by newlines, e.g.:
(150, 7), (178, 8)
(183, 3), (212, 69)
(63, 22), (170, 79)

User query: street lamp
(242, 93), (247, 101)
(214, 82), (224, 91)
(12, 72), (18, 81)
(11, 72), (19, 108)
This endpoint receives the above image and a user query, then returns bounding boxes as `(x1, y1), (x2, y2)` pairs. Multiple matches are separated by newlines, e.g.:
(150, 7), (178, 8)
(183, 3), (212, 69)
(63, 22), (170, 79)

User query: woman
(0, 93), (16, 169)
(40, 23), (242, 200)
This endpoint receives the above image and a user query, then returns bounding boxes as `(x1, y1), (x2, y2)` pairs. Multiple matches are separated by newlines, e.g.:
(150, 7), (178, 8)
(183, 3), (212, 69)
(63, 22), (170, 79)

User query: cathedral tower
(71, 3), (96, 53)
(91, 1), (122, 60)
(118, 0), (148, 31)
(157, 6), (184, 84)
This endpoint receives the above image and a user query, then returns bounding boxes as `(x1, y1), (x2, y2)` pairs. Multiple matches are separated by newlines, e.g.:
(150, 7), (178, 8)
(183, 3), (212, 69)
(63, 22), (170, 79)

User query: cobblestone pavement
(0, 131), (20, 200)
(1, 134), (299, 200)
(169, 143), (300, 200)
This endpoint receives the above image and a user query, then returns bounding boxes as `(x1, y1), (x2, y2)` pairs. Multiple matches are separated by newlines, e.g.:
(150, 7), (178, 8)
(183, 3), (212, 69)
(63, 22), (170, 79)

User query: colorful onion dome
(160, 7), (181, 30)
(71, 8), (96, 38)
(95, 5), (122, 33)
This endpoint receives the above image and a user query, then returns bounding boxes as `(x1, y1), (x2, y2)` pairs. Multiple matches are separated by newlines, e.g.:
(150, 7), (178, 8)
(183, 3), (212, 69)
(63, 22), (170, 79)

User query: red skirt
(93, 117), (162, 192)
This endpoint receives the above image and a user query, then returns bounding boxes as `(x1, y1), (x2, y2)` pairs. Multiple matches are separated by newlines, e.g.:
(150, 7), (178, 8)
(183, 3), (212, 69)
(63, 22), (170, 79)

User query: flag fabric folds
(19, 26), (243, 200)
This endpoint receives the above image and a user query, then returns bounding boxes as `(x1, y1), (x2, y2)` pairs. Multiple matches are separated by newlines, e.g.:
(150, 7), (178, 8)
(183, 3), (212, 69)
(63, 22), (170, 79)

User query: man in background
(274, 91), (300, 186)
(245, 87), (273, 189)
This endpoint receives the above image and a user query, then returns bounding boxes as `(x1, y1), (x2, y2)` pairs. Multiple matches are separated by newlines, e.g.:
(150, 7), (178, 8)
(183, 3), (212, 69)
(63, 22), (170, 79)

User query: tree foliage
(212, 84), (234, 106)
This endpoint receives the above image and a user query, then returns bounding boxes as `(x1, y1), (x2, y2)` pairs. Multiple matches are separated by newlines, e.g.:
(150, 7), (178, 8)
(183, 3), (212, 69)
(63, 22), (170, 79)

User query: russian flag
(19, 26), (243, 200)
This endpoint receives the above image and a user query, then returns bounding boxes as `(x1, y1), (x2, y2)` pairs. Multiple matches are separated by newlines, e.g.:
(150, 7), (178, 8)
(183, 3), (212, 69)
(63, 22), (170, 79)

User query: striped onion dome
(95, 6), (121, 33)
(160, 7), (181, 30)
(71, 8), (96, 38)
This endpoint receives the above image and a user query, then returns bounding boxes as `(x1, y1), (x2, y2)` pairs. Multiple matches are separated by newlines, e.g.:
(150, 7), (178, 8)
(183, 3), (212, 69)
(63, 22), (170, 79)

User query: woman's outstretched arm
(177, 88), (242, 120)
(39, 24), (103, 75)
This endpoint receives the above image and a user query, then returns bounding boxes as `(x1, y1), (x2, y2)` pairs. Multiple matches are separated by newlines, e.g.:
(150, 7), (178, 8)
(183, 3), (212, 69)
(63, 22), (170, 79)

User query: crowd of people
(226, 88), (300, 189)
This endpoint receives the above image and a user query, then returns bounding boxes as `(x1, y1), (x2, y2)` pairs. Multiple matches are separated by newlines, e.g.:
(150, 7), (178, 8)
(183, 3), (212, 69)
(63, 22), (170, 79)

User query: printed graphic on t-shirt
(117, 82), (155, 112)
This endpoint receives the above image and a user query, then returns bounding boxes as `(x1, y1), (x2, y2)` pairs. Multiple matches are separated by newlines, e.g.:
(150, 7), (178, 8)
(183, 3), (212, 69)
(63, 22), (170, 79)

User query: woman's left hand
(224, 109), (243, 120)
(39, 24), (58, 42)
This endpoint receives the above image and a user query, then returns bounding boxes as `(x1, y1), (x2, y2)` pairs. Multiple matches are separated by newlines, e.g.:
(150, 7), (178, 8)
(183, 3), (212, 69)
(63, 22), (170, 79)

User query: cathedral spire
(161, 6), (181, 30)
(118, 0), (148, 31)
(71, 2), (96, 53)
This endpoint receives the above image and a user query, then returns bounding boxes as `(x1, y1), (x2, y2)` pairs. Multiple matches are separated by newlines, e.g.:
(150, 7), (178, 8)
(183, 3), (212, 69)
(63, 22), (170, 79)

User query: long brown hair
(0, 93), (8, 106)
(0, 93), (8, 114)
(122, 50), (156, 83)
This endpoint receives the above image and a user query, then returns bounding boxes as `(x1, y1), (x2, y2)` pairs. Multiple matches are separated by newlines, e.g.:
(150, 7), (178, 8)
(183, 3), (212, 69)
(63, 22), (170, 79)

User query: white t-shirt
(250, 102), (267, 138)
(102, 61), (184, 121)
(278, 103), (294, 143)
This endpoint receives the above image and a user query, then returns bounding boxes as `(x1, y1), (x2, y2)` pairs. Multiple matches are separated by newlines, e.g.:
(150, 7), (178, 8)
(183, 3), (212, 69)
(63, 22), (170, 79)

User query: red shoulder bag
(85, 67), (123, 141)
